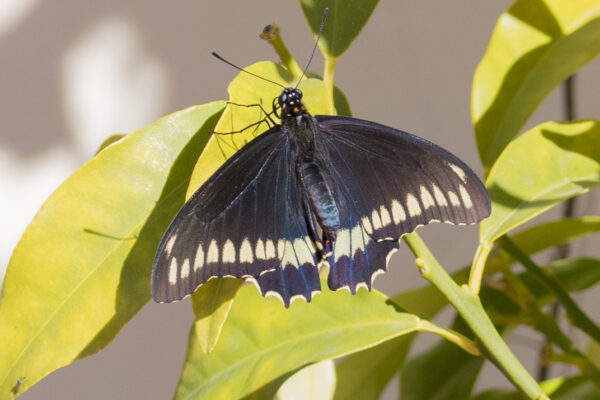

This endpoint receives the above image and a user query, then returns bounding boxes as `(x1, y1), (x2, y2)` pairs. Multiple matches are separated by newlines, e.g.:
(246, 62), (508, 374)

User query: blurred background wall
(1, 1), (598, 398)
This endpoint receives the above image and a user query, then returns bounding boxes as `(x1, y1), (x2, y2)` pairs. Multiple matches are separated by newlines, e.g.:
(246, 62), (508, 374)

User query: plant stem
(403, 232), (546, 399)
(323, 56), (337, 114)
(498, 235), (600, 345)
(418, 319), (481, 356)
(496, 256), (600, 385)
(469, 239), (493, 294)
(260, 22), (303, 79)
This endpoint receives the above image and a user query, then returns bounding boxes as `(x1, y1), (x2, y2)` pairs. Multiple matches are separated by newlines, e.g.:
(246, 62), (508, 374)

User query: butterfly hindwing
(151, 126), (321, 306)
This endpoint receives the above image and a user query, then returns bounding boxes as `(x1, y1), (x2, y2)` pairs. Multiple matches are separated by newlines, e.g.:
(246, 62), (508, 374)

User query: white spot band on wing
(194, 243), (204, 272)
(431, 184), (448, 207)
(371, 209), (383, 230)
(222, 239), (236, 263)
(447, 162), (467, 183)
(255, 239), (266, 260)
(379, 205), (392, 227)
(265, 239), (276, 259)
(240, 238), (254, 263)
(180, 258), (191, 280)
(207, 240), (219, 264)
(168, 258), (178, 285)
(448, 191), (461, 207)
(459, 185), (473, 209)
(420, 185), (436, 210)
(406, 194), (422, 217)
(391, 199), (406, 224)
(165, 235), (177, 257)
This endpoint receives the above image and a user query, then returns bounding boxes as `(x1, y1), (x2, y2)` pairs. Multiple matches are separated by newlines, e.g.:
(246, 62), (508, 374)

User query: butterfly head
(278, 88), (306, 119)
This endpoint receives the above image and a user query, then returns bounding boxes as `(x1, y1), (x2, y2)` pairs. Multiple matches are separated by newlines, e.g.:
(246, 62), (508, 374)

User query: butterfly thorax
(277, 88), (341, 240)
(278, 88), (315, 155)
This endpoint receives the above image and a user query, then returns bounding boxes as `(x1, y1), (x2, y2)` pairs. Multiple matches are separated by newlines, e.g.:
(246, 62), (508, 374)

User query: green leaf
(188, 61), (330, 196)
(471, 388), (525, 400)
(487, 216), (600, 273)
(472, 0), (600, 168)
(174, 284), (420, 400)
(306, 71), (353, 117)
(522, 257), (600, 298)
(540, 375), (600, 399)
(190, 277), (244, 354)
(481, 257), (600, 319)
(401, 316), (483, 400)
(276, 360), (336, 400)
(333, 269), (470, 399)
(333, 336), (411, 400)
(511, 216), (600, 256)
(0, 102), (225, 397)
(95, 134), (126, 155)
(299, 0), (380, 58)
(585, 338), (600, 370)
(481, 120), (600, 242)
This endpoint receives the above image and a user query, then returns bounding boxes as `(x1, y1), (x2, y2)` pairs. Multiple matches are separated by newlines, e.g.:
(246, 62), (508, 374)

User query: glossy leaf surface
(299, 0), (380, 58)
(0, 102), (225, 397)
(472, 0), (600, 168)
(175, 284), (419, 400)
(481, 120), (600, 242)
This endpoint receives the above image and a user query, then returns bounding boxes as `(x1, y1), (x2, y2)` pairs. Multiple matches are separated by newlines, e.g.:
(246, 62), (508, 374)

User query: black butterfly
(151, 84), (491, 307)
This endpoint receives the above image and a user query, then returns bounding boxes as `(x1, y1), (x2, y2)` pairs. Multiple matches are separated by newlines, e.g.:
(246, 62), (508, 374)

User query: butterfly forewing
(151, 127), (321, 305)
(317, 115), (490, 233)
(312, 115), (490, 293)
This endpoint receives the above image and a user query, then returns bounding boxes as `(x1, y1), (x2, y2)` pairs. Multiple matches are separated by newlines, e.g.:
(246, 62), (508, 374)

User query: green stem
(260, 22), (303, 79)
(418, 319), (481, 356)
(469, 239), (493, 294)
(404, 232), (546, 399)
(498, 235), (600, 345)
(496, 256), (600, 385)
(323, 56), (337, 114)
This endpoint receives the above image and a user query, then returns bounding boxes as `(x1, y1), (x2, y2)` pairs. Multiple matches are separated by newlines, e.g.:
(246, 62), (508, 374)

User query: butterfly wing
(314, 115), (490, 292)
(151, 127), (321, 307)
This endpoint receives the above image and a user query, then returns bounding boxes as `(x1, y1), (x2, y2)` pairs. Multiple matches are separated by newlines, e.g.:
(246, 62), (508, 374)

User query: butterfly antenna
(212, 52), (286, 89)
(295, 7), (329, 89)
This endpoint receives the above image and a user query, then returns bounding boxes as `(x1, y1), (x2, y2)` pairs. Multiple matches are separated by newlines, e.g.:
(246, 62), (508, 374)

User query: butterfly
(151, 82), (491, 307)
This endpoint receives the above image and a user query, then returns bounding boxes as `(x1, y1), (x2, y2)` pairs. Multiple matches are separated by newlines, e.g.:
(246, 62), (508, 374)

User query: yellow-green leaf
(401, 316), (483, 400)
(481, 120), (600, 242)
(333, 269), (471, 399)
(277, 360), (336, 400)
(174, 284), (419, 400)
(188, 61), (329, 197)
(190, 278), (244, 354)
(472, 0), (600, 168)
(0, 102), (225, 397)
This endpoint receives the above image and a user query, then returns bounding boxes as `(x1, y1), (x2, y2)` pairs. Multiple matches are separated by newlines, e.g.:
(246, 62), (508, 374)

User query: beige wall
(2, 1), (598, 398)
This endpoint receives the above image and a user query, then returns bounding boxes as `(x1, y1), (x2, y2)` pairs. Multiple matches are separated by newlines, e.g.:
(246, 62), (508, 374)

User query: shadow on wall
(0, 1), (170, 286)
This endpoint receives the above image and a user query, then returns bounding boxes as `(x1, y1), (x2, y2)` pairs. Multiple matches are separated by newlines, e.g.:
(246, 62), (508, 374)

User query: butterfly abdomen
(298, 160), (340, 239)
